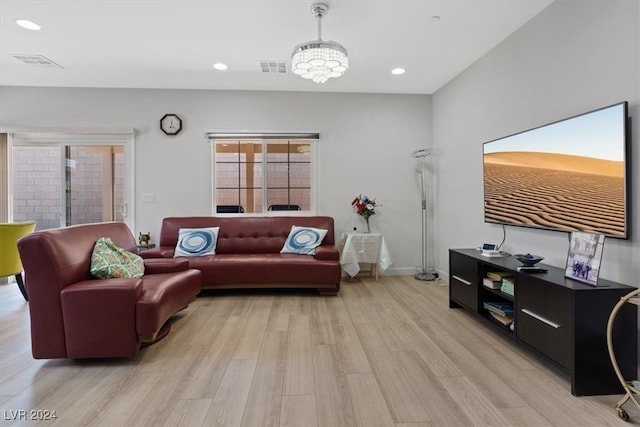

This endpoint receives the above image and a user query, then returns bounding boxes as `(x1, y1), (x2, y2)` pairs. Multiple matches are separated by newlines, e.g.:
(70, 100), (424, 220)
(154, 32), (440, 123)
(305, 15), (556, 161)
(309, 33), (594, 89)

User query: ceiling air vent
(11, 54), (63, 69)
(259, 60), (287, 74)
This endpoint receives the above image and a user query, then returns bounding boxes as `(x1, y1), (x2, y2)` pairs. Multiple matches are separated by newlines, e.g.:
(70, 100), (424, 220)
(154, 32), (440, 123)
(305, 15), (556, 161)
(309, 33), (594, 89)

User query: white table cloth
(339, 232), (392, 279)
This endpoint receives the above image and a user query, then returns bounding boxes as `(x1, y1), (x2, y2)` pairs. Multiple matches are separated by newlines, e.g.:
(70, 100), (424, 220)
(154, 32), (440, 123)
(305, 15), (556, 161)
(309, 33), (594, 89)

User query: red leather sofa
(17, 222), (202, 359)
(140, 216), (341, 295)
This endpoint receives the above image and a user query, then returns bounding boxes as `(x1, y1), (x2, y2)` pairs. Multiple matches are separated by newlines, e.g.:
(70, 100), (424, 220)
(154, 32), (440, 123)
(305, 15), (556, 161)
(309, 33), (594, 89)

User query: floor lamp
(413, 149), (435, 281)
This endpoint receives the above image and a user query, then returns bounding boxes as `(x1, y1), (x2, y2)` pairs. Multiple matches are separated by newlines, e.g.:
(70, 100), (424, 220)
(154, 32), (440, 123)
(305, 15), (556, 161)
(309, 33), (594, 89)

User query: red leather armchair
(17, 222), (202, 359)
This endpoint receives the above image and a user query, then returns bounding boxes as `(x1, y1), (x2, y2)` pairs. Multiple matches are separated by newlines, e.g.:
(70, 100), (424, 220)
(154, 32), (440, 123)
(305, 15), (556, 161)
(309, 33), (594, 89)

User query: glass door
(11, 143), (127, 231)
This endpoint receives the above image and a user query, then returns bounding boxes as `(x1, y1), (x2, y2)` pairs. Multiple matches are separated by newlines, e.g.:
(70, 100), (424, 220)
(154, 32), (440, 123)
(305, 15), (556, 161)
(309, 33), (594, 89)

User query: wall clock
(160, 113), (182, 136)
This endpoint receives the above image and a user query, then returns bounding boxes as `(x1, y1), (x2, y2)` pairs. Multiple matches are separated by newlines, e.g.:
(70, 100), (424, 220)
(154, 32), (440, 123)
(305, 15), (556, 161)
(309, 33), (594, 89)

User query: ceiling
(0, 0), (553, 95)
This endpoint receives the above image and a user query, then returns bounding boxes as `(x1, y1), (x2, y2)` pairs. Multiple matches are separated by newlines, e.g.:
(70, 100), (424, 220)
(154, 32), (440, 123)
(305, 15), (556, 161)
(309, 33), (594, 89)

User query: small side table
(340, 233), (392, 280)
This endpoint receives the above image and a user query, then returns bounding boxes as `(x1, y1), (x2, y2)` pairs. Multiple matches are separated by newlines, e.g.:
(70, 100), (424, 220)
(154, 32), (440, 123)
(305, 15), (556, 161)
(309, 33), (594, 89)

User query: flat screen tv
(483, 101), (630, 239)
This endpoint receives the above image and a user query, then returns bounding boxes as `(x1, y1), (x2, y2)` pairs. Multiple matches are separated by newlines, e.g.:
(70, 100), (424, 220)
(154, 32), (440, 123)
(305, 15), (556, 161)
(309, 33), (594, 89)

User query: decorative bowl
(514, 253), (544, 267)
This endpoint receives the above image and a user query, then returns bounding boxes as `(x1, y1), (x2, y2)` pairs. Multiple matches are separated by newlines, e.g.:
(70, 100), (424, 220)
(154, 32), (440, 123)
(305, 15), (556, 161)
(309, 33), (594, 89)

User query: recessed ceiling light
(431, 16), (441, 23)
(391, 68), (406, 75)
(213, 63), (228, 71)
(16, 19), (41, 31)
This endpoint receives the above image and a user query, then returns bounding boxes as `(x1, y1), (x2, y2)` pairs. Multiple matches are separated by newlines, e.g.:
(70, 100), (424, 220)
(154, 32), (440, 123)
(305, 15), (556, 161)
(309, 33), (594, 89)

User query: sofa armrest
(315, 245), (340, 261)
(60, 279), (144, 358)
(143, 258), (189, 274)
(139, 246), (176, 259)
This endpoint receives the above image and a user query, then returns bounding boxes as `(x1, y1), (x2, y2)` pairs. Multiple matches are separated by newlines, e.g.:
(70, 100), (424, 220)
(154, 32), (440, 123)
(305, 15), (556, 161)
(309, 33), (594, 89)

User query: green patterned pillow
(90, 237), (144, 279)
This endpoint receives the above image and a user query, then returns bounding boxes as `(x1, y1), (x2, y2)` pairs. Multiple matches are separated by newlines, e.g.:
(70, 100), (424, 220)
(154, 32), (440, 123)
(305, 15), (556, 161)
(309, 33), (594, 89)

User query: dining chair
(0, 221), (36, 301)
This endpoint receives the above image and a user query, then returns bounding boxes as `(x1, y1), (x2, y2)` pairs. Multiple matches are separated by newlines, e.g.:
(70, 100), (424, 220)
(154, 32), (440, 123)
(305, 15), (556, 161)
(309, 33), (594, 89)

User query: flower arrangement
(351, 194), (379, 232)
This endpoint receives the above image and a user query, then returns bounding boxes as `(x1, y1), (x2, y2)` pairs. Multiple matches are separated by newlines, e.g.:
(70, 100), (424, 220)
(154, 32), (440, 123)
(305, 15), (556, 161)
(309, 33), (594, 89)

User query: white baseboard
(380, 267), (447, 280)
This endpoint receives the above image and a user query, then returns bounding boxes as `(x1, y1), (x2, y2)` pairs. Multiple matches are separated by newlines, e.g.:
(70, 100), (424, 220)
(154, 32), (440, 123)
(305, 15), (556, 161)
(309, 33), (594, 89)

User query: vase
(365, 217), (370, 233)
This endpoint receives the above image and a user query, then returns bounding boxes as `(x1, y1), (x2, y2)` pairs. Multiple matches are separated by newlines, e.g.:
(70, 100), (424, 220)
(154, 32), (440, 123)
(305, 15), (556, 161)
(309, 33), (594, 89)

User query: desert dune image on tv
(483, 103), (627, 238)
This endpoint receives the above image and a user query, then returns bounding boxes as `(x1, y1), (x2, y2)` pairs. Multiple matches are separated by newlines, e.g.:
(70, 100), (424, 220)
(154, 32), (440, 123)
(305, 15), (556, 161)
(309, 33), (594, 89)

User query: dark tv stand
(449, 248), (637, 396)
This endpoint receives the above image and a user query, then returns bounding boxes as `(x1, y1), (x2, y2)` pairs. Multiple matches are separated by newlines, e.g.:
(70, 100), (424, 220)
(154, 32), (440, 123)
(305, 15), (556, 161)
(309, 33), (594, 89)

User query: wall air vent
(11, 54), (63, 69)
(259, 60), (287, 74)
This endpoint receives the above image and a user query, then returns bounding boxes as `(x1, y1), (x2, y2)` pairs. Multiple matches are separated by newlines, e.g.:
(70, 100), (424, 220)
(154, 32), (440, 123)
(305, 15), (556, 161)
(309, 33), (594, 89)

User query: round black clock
(160, 114), (182, 136)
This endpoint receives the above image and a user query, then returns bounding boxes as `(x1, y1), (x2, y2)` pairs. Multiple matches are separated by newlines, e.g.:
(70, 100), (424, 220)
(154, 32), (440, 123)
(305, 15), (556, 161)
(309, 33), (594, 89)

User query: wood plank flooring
(0, 276), (637, 426)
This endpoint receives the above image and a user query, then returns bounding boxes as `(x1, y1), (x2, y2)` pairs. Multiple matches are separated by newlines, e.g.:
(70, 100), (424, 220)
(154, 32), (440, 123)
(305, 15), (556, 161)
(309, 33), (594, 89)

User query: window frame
(209, 132), (319, 215)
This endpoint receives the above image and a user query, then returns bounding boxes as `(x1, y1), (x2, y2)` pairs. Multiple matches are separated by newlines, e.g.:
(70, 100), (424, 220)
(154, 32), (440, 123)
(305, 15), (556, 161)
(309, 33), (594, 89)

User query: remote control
(517, 266), (548, 273)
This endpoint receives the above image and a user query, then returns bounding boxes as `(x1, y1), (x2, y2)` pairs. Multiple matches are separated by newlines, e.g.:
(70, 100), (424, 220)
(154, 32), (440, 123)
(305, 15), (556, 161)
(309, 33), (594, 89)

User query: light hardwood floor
(0, 276), (637, 427)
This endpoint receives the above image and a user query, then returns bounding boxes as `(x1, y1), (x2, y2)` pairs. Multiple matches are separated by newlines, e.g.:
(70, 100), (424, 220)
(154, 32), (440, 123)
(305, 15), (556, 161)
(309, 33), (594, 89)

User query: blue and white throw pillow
(281, 226), (328, 255)
(174, 227), (220, 257)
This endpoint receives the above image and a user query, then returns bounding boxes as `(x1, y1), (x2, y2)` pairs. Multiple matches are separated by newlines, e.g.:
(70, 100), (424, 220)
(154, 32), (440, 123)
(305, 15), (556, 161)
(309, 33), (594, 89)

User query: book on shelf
(501, 286), (514, 296)
(483, 301), (514, 316)
(489, 311), (514, 325)
(502, 277), (514, 285)
(501, 287), (514, 297)
(482, 278), (502, 289)
(501, 277), (515, 296)
(487, 271), (513, 281)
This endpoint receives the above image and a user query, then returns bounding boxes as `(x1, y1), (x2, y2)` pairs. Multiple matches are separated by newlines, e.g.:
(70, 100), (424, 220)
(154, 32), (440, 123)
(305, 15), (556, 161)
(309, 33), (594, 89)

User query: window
(211, 133), (317, 214)
(6, 132), (134, 231)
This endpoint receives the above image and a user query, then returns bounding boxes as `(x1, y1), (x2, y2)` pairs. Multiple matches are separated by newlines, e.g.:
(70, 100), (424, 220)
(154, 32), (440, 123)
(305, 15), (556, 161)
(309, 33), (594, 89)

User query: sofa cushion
(174, 227), (220, 257)
(158, 216), (337, 253)
(194, 253), (341, 285)
(90, 237), (144, 279)
(136, 269), (202, 340)
(280, 226), (328, 255)
(143, 258), (189, 274)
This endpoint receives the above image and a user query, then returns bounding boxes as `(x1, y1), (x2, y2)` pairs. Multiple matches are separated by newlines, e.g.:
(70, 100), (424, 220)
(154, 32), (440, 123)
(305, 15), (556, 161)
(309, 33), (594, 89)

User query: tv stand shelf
(449, 248), (637, 396)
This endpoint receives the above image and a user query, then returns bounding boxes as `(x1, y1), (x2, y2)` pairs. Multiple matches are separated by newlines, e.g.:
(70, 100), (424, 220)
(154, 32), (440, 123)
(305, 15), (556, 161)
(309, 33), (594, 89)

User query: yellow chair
(0, 221), (36, 301)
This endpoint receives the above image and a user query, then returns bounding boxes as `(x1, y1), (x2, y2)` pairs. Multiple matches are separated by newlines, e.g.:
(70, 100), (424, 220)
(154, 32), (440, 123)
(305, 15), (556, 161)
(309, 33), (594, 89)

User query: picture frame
(565, 231), (605, 286)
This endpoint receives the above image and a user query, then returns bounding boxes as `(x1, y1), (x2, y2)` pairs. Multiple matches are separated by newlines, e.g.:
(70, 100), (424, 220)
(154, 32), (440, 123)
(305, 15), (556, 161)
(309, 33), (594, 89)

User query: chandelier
(291, 3), (348, 83)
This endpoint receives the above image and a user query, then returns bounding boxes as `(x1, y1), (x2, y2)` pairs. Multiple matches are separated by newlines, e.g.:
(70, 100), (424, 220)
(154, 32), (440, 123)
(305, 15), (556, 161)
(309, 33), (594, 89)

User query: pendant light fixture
(291, 2), (348, 83)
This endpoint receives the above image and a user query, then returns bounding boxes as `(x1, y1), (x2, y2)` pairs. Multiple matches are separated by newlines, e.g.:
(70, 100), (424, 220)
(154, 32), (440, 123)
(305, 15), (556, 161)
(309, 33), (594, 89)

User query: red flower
(351, 194), (380, 219)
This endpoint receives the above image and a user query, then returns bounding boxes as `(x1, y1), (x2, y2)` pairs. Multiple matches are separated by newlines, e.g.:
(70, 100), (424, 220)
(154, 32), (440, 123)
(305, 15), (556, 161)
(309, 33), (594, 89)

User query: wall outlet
(141, 192), (155, 203)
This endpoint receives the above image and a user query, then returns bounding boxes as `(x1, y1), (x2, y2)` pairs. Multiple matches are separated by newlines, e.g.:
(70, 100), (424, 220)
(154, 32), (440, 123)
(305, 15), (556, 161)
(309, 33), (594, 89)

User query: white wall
(432, 0), (639, 286)
(0, 87), (432, 275)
